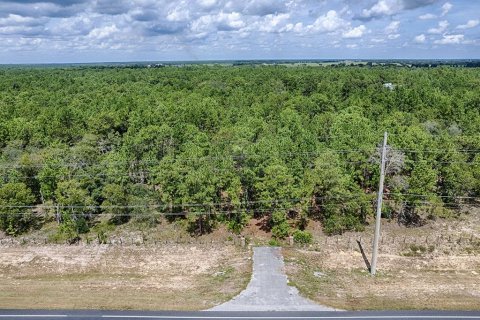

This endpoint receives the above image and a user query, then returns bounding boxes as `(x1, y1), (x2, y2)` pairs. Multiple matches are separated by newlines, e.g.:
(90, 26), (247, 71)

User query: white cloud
(0, 0), (476, 63)
(441, 2), (453, 16)
(191, 11), (245, 33)
(0, 14), (37, 26)
(280, 22), (303, 33)
(218, 11), (245, 30)
(419, 13), (436, 19)
(342, 24), (366, 38)
(434, 34), (464, 44)
(87, 24), (119, 40)
(428, 20), (449, 34)
(166, 8), (190, 22)
(307, 10), (349, 33)
(256, 13), (290, 32)
(242, 0), (287, 16)
(346, 43), (358, 49)
(362, 0), (402, 18)
(385, 20), (400, 34)
(49, 14), (93, 36)
(361, 0), (437, 19)
(414, 34), (426, 43)
(197, 0), (217, 9)
(457, 20), (479, 30)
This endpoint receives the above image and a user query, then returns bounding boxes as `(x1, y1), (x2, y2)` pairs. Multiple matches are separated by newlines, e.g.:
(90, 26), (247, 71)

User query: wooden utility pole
(371, 131), (388, 276)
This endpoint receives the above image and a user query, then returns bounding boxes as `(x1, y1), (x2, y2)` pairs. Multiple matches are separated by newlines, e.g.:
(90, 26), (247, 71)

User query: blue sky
(0, 0), (478, 63)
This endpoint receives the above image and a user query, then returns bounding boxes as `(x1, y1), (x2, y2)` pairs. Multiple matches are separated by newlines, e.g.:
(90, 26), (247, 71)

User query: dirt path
(209, 246), (335, 311)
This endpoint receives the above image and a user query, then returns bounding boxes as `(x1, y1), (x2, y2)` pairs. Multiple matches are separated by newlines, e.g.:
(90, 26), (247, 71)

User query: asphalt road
(0, 310), (480, 320)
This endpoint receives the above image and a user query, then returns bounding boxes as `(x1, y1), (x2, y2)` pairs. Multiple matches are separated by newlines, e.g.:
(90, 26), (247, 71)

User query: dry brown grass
(283, 212), (480, 310)
(0, 244), (251, 310)
(284, 248), (480, 310)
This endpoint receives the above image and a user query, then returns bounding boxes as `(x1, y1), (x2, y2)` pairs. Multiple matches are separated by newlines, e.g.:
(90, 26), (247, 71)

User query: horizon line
(1, 58), (480, 66)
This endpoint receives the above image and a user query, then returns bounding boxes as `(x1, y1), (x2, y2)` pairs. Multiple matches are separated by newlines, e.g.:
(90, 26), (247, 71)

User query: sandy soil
(285, 248), (480, 310)
(1, 212), (478, 311)
(283, 212), (480, 310)
(0, 244), (251, 310)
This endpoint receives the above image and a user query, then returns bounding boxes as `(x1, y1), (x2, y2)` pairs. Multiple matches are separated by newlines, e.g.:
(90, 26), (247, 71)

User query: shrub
(293, 229), (313, 244)
(268, 238), (280, 246)
(52, 219), (81, 244)
(323, 214), (364, 235)
(92, 221), (114, 244)
(271, 211), (290, 239)
(227, 212), (248, 234)
(187, 213), (216, 236)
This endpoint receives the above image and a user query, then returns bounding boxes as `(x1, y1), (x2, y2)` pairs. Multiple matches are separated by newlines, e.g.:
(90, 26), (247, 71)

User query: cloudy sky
(0, 0), (479, 63)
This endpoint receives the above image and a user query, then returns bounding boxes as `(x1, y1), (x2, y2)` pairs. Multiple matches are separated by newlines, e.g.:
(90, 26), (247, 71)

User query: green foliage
(271, 211), (290, 239)
(54, 180), (93, 238)
(268, 238), (281, 246)
(402, 244), (435, 257)
(323, 214), (364, 235)
(255, 164), (296, 211)
(408, 161), (437, 203)
(0, 66), (479, 237)
(51, 215), (86, 244)
(226, 211), (249, 234)
(293, 229), (313, 244)
(92, 221), (115, 244)
(0, 183), (35, 235)
(101, 183), (131, 224)
(303, 151), (370, 234)
(187, 213), (216, 236)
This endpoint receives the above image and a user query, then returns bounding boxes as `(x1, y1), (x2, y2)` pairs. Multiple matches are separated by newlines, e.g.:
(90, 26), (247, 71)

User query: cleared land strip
(0, 244), (251, 310)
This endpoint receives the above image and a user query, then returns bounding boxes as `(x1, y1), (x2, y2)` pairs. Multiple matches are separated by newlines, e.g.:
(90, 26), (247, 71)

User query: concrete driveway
(210, 246), (336, 311)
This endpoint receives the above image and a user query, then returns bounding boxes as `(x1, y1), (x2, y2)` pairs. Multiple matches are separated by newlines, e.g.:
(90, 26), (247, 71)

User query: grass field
(1, 213), (479, 311)
(283, 212), (480, 310)
(284, 248), (480, 310)
(0, 244), (251, 310)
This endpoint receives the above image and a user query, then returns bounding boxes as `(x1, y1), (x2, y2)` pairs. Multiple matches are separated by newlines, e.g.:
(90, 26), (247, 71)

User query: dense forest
(0, 65), (479, 241)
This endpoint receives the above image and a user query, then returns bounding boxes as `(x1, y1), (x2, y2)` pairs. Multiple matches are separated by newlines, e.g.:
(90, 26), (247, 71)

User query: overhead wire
(385, 192), (480, 200)
(1, 194), (476, 214)
(3, 201), (477, 217)
(0, 194), (375, 209)
(1, 135), (480, 216)
(0, 200), (375, 216)
(0, 160), (369, 180)
(0, 149), (375, 169)
(1, 147), (479, 170)
(0, 157), (478, 178)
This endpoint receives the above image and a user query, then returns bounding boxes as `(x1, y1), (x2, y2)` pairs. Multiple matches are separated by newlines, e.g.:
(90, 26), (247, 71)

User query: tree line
(0, 65), (479, 241)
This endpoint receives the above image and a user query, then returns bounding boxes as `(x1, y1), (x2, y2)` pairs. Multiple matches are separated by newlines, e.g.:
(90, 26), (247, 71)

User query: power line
(385, 192), (480, 200)
(0, 194), (374, 209)
(0, 201), (374, 216)
(0, 151), (373, 169)
(434, 161), (479, 165)
(3, 200), (478, 217)
(0, 191), (477, 210)
(3, 197), (475, 212)
(397, 149), (480, 154)
(0, 161), (368, 179)
(1, 157), (478, 174)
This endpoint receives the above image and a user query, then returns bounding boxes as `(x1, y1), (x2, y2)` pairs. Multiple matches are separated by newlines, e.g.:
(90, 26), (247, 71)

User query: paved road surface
(0, 310), (479, 319)
(210, 247), (335, 311)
